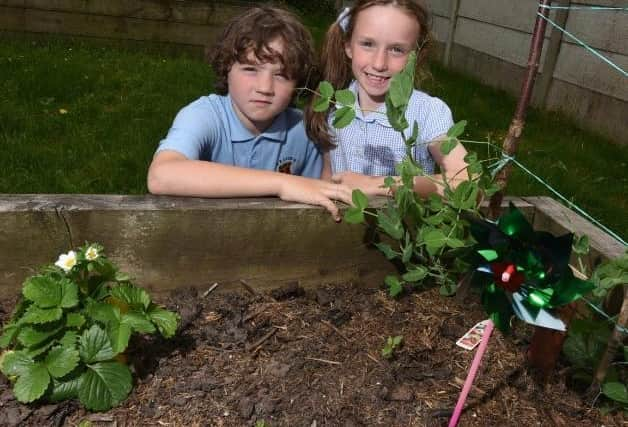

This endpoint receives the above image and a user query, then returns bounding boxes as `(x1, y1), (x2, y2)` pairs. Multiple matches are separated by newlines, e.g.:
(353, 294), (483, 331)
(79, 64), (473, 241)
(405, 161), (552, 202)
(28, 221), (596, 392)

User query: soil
(0, 281), (624, 427)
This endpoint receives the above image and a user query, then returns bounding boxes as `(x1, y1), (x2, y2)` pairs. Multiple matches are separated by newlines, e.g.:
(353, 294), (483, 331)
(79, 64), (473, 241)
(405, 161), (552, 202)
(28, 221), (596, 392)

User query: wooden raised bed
(0, 195), (622, 297)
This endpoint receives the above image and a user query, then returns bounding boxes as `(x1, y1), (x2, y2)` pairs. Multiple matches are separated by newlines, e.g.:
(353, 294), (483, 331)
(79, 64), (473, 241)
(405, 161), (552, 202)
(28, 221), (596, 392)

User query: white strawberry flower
(55, 251), (77, 272)
(85, 246), (99, 261)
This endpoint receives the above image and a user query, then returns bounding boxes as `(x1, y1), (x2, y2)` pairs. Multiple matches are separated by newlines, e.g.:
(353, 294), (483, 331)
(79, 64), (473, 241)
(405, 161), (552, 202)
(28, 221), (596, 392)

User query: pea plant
(313, 52), (498, 296)
(0, 243), (180, 411)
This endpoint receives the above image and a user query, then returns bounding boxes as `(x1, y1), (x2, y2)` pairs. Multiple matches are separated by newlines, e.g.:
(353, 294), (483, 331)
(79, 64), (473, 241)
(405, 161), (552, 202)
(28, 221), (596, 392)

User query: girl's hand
(331, 172), (389, 197)
(278, 176), (353, 222)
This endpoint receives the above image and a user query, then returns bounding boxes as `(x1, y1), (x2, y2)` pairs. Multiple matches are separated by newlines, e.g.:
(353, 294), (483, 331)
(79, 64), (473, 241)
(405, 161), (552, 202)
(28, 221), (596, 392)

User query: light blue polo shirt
(156, 94), (322, 178)
(329, 80), (453, 176)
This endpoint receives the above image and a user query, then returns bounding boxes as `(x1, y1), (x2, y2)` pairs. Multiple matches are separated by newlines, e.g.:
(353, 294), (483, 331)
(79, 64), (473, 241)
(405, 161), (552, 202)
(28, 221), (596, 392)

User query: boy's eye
(242, 66), (257, 72)
(274, 72), (288, 80)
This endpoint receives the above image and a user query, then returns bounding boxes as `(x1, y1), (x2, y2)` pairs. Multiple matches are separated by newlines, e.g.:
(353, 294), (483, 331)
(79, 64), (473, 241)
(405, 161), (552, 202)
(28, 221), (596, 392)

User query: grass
(1, 32), (626, 241)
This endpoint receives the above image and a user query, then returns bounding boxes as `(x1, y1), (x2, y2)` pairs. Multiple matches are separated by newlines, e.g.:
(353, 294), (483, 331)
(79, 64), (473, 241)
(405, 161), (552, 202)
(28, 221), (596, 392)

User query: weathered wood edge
(4, 195), (621, 299)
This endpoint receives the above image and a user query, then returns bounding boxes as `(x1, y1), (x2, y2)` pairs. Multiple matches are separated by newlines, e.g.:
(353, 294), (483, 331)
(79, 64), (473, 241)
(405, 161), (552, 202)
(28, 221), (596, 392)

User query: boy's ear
(344, 42), (353, 60)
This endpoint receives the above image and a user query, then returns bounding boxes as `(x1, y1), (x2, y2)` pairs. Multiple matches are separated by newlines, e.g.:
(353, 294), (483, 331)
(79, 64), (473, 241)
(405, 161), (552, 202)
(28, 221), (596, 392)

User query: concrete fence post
(443, 0), (461, 67)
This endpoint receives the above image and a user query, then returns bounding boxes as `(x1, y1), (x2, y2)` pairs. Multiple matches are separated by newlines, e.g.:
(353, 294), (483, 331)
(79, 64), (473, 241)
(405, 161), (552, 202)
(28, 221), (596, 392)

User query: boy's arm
(147, 150), (353, 221)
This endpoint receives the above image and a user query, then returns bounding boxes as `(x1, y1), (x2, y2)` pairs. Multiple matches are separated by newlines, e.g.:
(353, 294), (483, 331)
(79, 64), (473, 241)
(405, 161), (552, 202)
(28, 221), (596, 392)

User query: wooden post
(443, 0), (461, 67)
(533, 0), (571, 107)
(488, 0), (552, 220)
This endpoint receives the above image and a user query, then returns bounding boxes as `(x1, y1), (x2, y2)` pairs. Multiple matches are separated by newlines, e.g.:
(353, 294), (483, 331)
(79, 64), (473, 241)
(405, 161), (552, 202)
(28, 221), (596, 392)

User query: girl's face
(345, 5), (419, 111)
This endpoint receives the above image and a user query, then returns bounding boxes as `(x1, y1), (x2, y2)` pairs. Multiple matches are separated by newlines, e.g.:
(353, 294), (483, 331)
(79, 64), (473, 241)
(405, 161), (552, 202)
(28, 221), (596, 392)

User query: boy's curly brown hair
(210, 6), (316, 96)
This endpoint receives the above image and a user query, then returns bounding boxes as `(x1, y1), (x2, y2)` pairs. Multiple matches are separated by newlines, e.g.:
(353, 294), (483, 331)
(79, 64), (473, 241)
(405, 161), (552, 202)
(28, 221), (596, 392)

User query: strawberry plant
(0, 243), (180, 411)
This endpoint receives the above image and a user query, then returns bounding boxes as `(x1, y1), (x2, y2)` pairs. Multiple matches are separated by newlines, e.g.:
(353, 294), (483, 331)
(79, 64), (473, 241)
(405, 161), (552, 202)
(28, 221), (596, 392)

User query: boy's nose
(372, 49), (388, 72)
(255, 73), (274, 95)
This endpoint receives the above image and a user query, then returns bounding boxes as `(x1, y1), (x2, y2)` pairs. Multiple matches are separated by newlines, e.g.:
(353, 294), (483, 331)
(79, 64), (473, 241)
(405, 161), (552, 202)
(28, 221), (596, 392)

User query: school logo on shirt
(276, 157), (296, 175)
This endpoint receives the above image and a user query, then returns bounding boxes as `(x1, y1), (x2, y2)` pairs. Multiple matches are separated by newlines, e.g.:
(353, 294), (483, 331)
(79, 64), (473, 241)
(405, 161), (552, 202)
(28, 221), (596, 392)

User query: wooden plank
(0, 196), (395, 297)
(0, 6), (225, 46)
(525, 196), (625, 269)
(564, 2), (628, 55)
(0, 0), (253, 26)
(443, 0), (460, 66)
(0, 195), (534, 298)
(458, 0), (555, 34)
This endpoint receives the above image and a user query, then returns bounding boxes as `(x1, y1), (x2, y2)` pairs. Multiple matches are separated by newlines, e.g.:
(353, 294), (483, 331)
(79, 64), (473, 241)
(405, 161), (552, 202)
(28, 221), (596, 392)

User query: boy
(147, 6), (351, 221)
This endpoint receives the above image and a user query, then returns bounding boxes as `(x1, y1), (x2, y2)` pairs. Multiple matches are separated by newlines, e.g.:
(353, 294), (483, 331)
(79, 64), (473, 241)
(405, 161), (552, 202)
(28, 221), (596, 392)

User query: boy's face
(227, 38), (296, 135)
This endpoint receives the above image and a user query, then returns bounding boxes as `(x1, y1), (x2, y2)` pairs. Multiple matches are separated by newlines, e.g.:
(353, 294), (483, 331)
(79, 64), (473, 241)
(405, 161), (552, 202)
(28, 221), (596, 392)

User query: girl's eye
(358, 40), (374, 48)
(390, 46), (407, 55)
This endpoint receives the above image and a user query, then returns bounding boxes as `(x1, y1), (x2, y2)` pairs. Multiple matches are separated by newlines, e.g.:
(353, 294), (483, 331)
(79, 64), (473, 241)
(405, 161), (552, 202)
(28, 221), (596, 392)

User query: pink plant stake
(449, 319), (495, 427)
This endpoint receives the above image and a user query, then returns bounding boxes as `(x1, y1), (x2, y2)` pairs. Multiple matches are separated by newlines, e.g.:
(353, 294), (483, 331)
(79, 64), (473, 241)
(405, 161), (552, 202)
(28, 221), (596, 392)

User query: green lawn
(1, 33), (626, 241)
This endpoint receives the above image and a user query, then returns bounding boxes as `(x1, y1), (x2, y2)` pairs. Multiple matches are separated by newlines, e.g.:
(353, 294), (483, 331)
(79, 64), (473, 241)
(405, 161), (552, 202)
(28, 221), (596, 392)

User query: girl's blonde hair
(305, 0), (432, 149)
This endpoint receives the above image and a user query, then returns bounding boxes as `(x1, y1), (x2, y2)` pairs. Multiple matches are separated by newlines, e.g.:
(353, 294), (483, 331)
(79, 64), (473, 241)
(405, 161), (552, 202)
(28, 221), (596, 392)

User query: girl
(306, 0), (469, 197)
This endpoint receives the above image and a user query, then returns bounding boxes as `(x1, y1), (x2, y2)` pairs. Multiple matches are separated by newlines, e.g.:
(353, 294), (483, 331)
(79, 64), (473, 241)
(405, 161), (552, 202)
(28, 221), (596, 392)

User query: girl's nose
(372, 49), (388, 72)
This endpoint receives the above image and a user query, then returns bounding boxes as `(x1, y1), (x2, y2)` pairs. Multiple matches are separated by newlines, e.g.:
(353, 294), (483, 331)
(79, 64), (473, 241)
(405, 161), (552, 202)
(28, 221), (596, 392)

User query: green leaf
(50, 375), (82, 402)
(318, 81), (334, 98)
(17, 323), (63, 348)
(377, 209), (403, 240)
(25, 340), (56, 358)
(374, 242), (398, 260)
(402, 266), (428, 283)
(447, 238), (466, 249)
(344, 207), (365, 224)
(79, 325), (116, 363)
(440, 282), (457, 296)
(422, 229), (448, 254)
(447, 120), (467, 138)
(66, 312), (86, 328)
(572, 234), (590, 255)
(332, 106), (355, 128)
(602, 382), (628, 404)
(388, 72), (413, 108)
(59, 279), (79, 309)
(45, 346), (80, 378)
(21, 305), (63, 325)
(351, 189), (368, 210)
(440, 138), (458, 155)
(312, 96), (330, 113)
(385, 275), (403, 297)
(88, 302), (119, 324)
(79, 362), (132, 411)
(13, 363), (50, 403)
(122, 311), (157, 334)
(401, 242), (413, 264)
(147, 305), (180, 339)
(110, 284), (151, 310)
(59, 330), (78, 348)
(1, 350), (34, 376)
(23, 276), (62, 308)
(107, 322), (132, 354)
(334, 89), (355, 106)
(385, 97), (408, 132)
(0, 323), (20, 348)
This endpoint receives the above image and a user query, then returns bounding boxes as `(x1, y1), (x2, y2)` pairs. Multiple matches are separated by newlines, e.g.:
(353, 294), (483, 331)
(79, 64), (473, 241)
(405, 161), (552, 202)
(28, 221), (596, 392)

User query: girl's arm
(331, 135), (469, 198)
(147, 150), (353, 221)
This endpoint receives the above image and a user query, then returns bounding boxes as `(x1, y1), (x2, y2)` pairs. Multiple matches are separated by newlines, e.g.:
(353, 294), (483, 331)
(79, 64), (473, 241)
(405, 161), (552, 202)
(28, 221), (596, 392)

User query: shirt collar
(347, 80), (393, 128)
(227, 95), (288, 143)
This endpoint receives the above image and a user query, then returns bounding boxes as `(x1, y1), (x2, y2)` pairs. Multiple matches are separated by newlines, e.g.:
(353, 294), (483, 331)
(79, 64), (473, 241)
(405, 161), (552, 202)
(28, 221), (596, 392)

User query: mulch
(0, 281), (624, 426)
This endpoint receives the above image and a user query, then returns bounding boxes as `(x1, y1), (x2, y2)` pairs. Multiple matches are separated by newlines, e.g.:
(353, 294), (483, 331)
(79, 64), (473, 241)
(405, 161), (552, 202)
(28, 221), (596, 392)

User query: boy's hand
(278, 176), (353, 222)
(331, 172), (389, 197)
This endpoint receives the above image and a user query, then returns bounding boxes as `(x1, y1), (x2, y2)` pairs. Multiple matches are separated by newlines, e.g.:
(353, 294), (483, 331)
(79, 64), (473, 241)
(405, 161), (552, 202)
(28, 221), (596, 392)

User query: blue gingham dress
(329, 80), (454, 176)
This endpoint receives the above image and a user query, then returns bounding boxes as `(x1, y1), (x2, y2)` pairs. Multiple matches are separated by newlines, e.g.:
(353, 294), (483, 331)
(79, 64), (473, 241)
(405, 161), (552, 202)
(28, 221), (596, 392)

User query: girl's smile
(344, 5), (419, 111)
